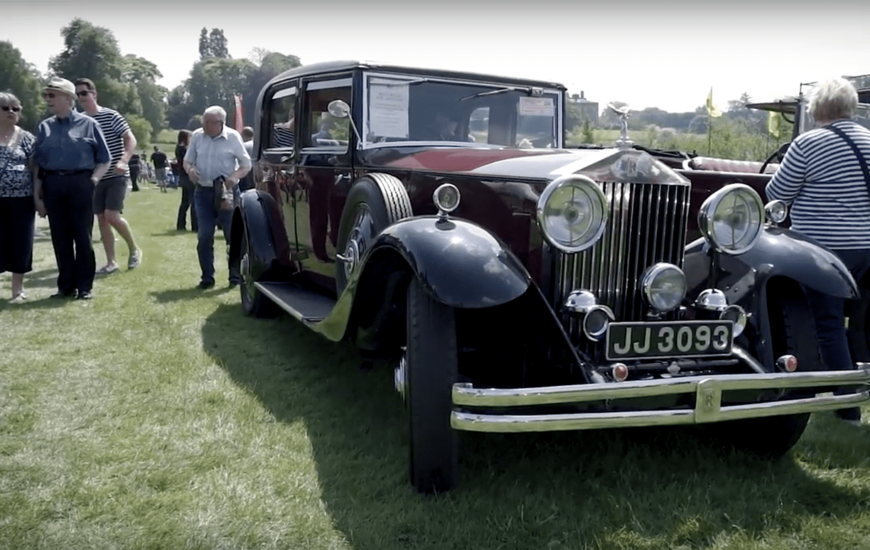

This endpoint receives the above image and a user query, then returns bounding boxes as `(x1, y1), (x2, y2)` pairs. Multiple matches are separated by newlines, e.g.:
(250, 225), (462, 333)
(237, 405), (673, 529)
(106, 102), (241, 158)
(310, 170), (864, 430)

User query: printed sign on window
(519, 97), (554, 117)
(369, 79), (410, 138)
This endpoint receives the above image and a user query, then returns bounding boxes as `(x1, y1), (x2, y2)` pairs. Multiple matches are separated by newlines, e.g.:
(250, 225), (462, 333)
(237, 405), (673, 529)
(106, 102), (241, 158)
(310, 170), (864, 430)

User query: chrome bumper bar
(451, 369), (870, 433)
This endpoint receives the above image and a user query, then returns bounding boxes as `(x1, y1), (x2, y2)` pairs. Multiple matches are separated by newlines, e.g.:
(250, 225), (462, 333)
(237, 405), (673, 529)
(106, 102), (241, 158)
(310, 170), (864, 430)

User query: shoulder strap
(826, 124), (870, 197)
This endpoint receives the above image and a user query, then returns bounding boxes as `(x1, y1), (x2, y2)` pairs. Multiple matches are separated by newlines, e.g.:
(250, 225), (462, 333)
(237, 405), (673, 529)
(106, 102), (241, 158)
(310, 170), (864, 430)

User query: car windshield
(362, 72), (562, 149)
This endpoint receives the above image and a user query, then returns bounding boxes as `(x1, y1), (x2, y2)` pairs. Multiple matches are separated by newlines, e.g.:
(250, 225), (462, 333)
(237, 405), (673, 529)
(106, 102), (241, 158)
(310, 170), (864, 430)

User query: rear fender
(230, 190), (292, 279)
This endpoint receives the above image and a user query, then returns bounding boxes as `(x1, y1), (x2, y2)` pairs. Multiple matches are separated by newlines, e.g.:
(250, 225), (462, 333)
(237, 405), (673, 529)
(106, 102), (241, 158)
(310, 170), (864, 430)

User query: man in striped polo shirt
(75, 78), (142, 274)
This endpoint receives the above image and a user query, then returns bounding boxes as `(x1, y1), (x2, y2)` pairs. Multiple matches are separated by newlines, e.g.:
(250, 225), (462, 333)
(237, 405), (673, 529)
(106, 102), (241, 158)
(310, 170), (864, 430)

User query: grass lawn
(2, 183), (870, 549)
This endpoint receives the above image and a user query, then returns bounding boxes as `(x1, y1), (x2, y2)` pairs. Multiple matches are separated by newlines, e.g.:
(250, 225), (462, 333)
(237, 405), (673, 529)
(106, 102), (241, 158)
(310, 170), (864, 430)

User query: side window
(302, 77), (352, 149)
(268, 85), (297, 150)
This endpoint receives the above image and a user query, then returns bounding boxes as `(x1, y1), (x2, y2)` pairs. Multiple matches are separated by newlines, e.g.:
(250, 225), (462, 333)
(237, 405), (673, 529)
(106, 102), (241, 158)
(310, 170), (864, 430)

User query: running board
(255, 282), (336, 322)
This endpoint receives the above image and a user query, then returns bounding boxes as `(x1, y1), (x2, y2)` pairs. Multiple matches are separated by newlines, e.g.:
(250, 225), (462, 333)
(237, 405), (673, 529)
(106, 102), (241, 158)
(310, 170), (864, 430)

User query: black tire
(407, 278), (459, 494)
(239, 225), (279, 318)
(336, 174), (411, 296)
(711, 290), (819, 456)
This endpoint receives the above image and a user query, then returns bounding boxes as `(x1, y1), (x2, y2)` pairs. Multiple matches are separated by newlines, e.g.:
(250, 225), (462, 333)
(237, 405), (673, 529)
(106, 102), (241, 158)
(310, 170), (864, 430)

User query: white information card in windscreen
(369, 79), (410, 139)
(519, 96), (554, 117)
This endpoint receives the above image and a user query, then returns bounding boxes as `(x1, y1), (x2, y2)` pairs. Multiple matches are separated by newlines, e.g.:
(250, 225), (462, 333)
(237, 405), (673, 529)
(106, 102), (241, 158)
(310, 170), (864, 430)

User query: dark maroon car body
(228, 61), (869, 493)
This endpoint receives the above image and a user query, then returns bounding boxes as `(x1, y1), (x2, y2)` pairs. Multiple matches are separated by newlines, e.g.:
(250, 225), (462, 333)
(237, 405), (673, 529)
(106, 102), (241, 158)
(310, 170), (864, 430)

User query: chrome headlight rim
(536, 174), (608, 254)
(698, 183), (764, 255)
(640, 262), (687, 313)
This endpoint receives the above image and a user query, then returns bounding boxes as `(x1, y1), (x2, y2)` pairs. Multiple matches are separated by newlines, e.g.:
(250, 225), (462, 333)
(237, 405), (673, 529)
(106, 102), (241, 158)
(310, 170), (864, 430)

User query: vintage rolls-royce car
(230, 61), (870, 494)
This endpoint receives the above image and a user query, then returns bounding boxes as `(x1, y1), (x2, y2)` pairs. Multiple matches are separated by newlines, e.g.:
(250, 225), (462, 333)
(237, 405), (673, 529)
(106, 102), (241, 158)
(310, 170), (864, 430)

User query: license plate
(606, 321), (733, 360)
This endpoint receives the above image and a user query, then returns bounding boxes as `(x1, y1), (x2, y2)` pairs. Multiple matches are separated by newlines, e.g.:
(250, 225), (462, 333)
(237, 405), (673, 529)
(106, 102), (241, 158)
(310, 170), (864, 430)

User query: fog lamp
(641, 263), (686, 313)
(434, 183), (460, 216)
(583, 305), (615, 341)
(719, 304), (747, 337)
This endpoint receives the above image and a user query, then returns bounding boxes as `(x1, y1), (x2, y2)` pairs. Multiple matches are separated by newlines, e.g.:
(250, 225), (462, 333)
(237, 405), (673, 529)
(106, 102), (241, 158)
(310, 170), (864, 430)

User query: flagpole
(707, 116), (712, 156)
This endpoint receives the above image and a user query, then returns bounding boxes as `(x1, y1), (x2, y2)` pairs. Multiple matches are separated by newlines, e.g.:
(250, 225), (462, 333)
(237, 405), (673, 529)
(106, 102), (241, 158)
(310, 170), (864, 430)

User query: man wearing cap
(33, 77), (111, 300)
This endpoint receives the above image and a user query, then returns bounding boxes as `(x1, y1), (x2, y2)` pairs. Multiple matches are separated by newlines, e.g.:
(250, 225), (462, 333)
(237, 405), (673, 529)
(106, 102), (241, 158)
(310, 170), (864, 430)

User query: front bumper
(451, 368), (870, 433)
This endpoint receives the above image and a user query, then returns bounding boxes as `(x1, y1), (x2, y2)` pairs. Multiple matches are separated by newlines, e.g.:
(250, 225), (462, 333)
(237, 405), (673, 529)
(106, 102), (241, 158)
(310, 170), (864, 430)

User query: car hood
(369, 146), (690, 185)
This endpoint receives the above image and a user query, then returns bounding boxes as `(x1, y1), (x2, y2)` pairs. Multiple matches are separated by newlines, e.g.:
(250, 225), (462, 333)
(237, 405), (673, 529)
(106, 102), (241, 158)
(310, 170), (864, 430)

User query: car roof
(264, 60), (567, 91)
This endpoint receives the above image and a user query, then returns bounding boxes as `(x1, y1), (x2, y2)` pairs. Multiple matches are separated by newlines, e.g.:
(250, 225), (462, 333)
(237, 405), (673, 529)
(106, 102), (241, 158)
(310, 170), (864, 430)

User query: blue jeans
(804, 249), (870, 372)
(193, 186), (237, 285)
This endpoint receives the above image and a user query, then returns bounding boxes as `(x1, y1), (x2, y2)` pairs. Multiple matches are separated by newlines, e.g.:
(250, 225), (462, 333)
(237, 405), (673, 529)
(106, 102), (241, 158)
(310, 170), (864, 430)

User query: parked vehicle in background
(230, 61), (870, 493)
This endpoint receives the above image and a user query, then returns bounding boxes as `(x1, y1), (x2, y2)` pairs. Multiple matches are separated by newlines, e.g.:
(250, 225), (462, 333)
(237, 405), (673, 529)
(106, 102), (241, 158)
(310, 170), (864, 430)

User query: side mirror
(327, 99), (361, 147)
(328, 99), (350, 119)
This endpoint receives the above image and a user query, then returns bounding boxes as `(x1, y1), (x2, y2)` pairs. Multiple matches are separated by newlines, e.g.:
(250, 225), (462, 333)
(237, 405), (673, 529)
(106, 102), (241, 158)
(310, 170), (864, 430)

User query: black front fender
(367, 217), (531, 309)
(685, 226), (859, 302)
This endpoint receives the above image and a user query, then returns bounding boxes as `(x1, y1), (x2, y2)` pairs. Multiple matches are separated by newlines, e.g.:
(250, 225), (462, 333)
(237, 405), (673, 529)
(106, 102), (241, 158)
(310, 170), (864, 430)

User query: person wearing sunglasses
(0, 92), (36, 303)
(74, 78), (142, 275)
(32, 77), (111, 301)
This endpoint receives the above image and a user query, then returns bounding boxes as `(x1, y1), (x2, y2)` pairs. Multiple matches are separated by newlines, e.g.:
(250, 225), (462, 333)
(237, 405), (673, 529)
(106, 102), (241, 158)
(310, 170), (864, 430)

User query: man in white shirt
(183, 106), (251, 289)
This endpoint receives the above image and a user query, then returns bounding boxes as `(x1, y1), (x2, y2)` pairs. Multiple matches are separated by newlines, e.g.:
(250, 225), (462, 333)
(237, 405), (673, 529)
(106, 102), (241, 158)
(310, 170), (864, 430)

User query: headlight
(698, 184), (764, 255)
(536, 174), (608, 253)
(641, 263), (686, 312)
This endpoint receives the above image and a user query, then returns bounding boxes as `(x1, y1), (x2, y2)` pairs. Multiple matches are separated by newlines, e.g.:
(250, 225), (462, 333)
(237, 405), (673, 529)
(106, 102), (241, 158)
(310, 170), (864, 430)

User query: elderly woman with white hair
(0, 91), (36, 302)
(183, 105), (251, 289)
(32, 77), (111, 300)
(766, 77), (870, 424)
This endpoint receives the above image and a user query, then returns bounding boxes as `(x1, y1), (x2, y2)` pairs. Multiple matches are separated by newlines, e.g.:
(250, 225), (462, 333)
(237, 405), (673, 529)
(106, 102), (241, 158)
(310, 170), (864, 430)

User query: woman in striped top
(766, 77), (870, 424)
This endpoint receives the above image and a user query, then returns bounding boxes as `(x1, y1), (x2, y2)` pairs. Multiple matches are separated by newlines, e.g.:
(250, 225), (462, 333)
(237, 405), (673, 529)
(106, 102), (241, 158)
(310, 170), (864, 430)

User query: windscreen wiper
(459, 86), (544, 101)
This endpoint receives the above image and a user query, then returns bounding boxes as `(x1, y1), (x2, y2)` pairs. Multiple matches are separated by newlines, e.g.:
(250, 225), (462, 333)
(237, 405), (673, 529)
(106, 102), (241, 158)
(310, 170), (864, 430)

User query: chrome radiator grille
(552, 181), (690, 325)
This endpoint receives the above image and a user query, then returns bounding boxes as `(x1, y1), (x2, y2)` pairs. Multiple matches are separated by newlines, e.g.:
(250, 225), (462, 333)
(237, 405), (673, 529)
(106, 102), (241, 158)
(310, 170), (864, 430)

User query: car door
(259, 82), (304, 262)
(295, 74), (354, 293)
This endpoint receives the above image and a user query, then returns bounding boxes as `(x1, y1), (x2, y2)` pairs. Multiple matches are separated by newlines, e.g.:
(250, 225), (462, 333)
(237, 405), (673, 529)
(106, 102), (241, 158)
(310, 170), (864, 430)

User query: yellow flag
(706, 88), (722, 118)
(768, 111), (782, 139)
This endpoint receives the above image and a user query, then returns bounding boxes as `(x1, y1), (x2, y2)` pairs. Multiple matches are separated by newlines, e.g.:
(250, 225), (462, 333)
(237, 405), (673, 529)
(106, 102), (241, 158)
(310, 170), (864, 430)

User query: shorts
(94, 176), (129, 214)
(155, 168), (166, 182)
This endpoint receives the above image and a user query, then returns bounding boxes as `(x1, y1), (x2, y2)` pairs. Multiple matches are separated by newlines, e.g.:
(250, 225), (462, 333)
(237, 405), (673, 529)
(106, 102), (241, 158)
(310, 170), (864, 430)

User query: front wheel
(709, 289), (819, 456)
(406, 278), (459, 493)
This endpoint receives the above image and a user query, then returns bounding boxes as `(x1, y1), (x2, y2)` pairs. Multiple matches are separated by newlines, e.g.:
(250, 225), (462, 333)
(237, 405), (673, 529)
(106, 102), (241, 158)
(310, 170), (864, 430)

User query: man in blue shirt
(183, 105), (251, 289)
(33, 77), (111, 300)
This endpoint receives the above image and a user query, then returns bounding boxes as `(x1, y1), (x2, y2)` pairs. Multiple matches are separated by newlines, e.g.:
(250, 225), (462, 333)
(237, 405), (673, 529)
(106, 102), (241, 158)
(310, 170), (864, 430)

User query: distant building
(568, 91), (598, 124)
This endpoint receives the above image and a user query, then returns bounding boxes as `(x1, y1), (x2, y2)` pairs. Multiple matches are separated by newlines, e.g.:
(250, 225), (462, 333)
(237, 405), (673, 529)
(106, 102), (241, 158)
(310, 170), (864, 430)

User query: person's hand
(187, 166), (199, 183)
(34, 198), (47, 218)
(114, 160), (128, 175)
(90, 176), (100, 186)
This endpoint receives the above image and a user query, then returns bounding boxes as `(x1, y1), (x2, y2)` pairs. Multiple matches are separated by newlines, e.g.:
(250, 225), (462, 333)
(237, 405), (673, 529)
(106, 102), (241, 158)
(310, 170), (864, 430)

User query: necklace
(0, 126), (16, 147)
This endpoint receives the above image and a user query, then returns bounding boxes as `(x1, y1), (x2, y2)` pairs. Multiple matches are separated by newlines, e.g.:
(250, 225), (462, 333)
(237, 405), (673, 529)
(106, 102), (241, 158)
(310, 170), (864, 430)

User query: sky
(3, 0), (870, 114)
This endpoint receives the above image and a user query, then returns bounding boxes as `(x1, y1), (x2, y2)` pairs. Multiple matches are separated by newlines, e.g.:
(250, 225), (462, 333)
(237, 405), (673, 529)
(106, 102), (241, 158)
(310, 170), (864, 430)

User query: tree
(209, 29), (230, 59)
(198, 28), (210, 60)
(122, 55), (166, 138)
(0, 41), (44, 131)
(49, 18), (128, 107)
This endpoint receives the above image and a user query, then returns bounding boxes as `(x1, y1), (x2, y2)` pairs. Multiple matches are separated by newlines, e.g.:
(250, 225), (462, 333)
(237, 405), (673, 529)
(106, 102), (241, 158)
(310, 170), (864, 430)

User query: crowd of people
(0, 76), (251, 301)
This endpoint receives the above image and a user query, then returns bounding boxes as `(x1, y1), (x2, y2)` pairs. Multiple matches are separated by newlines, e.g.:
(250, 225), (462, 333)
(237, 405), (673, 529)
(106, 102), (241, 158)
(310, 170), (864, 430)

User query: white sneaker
(128, 249), (142, 269)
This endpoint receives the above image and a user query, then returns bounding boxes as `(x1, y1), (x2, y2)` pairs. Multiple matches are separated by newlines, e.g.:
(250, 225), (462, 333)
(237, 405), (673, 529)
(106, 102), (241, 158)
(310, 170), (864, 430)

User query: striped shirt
(765, 120), (870, 250)
(90, 107), (131, 181)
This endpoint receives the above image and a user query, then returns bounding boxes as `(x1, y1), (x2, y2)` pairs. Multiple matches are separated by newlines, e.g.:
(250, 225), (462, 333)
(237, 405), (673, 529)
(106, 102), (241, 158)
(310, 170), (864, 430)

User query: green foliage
(50, 18), (125, 106)
(199, 27), (230, 60)
(126, 114), (152, 150)
(0, 41), (43, 131)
